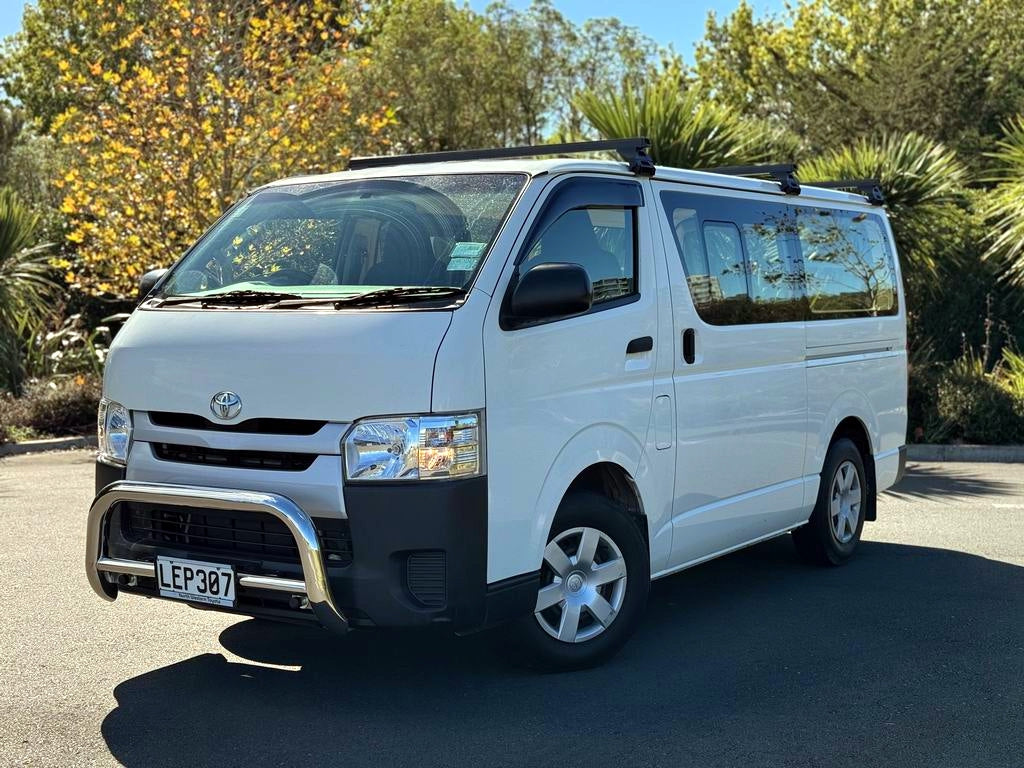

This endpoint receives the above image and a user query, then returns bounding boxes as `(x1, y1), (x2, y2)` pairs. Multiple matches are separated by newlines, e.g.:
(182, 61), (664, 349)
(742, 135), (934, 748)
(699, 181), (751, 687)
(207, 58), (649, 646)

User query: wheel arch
(811, 388), (880, 471)
(528, 424), (649, 576)
(564, 462), (649, 549)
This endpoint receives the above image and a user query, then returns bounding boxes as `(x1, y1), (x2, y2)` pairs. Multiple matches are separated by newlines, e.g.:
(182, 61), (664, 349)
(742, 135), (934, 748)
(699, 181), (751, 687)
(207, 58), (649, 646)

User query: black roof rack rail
(348, 137), (657, 177)
(704, 163), (801, 196)
(805, 179), (885, 206)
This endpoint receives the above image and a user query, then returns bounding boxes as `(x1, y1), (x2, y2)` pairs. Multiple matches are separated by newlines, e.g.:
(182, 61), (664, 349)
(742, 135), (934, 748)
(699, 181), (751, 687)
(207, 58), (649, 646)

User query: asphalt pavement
(1, 450), (1021, 767)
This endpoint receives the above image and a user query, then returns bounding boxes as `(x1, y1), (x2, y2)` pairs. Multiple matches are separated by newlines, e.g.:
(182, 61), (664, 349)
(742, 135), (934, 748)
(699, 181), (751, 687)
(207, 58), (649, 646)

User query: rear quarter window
(796, 208), (898, 318)
(660, 188), (899, 324)
(660, 190), (805, 325)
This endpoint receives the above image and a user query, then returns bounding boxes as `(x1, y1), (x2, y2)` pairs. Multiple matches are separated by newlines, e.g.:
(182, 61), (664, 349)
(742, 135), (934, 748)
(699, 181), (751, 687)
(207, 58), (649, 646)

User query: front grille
(152, 442), (317, 472)
(149, 411), (327, 435)
(120, 502), (353, 567)
(406, 550), (446, 608)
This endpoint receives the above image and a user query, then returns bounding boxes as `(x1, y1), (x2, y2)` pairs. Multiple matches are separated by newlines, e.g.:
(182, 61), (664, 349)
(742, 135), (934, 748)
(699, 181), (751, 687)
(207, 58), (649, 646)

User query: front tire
(514, 491), (649, 671)
(793, 437), (868, 566)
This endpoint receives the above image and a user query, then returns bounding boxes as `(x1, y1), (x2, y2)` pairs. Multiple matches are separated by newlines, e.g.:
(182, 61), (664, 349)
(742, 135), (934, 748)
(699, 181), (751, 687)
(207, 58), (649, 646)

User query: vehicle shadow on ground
(885, 462), (1018, 502)
(100, 537), (1024, 768)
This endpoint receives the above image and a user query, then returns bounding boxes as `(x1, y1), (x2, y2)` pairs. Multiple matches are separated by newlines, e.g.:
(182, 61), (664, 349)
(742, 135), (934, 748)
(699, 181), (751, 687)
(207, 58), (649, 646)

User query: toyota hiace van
(86, 139), (907, 669)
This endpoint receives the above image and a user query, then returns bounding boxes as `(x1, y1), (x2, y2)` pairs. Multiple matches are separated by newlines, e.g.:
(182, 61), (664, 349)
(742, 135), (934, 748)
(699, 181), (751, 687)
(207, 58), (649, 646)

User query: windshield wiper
(155, 286), (467, 310)
(266, 286), (468, 309)
(330, 286), (467, 308)
(156, 289), (305, 307)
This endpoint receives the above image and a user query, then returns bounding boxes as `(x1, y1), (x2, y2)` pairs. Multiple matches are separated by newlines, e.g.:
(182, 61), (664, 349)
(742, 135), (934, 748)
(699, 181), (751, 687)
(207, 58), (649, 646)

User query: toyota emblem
(210, 391), (242, 420)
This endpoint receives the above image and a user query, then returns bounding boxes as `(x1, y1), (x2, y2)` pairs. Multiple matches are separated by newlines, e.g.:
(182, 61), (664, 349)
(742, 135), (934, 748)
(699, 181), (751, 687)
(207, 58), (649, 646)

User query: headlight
(97, 398), (132, 466)
(344, 412), (482, 481)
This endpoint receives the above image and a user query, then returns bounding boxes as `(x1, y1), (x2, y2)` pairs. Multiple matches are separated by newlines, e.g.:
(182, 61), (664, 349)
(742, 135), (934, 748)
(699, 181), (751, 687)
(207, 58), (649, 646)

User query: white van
(86, 139), (907, 669)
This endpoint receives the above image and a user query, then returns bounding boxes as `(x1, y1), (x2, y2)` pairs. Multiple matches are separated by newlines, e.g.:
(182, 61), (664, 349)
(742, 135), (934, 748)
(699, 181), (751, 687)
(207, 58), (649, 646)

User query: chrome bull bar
(86, 480), (349, 633)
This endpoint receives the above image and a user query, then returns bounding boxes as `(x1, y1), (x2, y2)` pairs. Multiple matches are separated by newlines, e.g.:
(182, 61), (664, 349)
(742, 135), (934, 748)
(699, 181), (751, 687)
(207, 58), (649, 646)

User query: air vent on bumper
(406, 550), (446, 608)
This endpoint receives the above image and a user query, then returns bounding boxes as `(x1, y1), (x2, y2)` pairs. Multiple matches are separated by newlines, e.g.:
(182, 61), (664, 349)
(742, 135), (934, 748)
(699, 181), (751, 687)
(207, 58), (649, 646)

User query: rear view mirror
(507, 262), (592, 326)
(138, 268), (169, 301)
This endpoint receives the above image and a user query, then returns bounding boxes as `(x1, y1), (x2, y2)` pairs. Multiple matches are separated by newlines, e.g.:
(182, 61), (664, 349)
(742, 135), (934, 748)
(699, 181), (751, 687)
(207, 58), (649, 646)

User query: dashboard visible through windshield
(155, 173), (527, 307)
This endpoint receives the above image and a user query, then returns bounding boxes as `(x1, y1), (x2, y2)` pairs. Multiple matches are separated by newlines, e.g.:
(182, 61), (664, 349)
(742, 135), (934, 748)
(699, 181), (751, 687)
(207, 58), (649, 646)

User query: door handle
(682, 328), (696, 364)
(626, 336), (654, 354)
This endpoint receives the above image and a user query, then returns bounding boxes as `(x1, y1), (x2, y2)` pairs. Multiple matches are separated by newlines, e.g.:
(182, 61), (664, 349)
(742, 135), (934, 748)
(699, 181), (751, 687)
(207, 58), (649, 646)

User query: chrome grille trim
(132, 411), (350, 455)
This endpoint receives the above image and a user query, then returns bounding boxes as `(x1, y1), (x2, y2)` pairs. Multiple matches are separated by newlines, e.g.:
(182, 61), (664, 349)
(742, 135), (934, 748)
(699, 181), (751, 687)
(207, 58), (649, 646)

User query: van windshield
(157, 173), (527, 304)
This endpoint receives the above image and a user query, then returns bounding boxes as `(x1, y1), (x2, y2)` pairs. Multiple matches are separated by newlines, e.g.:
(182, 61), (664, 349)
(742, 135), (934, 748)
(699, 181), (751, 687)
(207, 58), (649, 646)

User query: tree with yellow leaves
(6, 0), (392, 296)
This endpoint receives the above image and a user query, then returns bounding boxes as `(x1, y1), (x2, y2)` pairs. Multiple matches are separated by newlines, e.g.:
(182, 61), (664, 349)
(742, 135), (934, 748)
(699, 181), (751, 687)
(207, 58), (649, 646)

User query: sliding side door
(653, 184), (810, 571)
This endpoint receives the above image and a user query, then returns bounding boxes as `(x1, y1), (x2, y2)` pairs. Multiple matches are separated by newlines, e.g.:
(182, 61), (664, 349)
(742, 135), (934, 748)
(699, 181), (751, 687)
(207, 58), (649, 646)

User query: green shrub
(0, 375), (101, 439)
(1000, 348), (1024, 399)
(0, 390), (18, 443)
(907, 342), (952, 443)
(22, 312), (110, 380)
(0, 186), (59, 392)
(936, 355), (1024, 444)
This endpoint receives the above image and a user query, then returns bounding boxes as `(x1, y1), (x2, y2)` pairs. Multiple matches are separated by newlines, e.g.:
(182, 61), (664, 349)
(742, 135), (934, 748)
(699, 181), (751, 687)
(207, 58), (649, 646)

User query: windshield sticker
(447, 242), (487, 271)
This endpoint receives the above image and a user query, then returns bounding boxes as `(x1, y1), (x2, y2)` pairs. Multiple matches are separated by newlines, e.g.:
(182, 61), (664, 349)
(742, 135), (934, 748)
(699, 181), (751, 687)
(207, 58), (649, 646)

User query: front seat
(533, 210), (622, 284)
(364, 223), (423, 286)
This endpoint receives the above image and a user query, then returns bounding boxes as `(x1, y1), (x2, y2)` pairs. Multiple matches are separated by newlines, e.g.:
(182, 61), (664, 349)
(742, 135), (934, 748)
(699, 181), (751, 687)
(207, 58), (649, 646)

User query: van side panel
(805, 332), (907, 484)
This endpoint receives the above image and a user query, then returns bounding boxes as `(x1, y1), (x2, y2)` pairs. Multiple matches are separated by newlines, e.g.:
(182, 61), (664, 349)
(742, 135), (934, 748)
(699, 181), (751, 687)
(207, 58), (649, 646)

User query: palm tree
(0, 187), (58, 392)
(575, 77), (777, 170)
(983, 116), (1024, 288)
(800, 133), (968, 280)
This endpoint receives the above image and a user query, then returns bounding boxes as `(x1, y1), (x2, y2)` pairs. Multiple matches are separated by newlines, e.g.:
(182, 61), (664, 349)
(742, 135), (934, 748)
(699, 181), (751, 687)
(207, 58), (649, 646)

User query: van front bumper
(87, 472), (539, 633)
(87, 480), (350, 633)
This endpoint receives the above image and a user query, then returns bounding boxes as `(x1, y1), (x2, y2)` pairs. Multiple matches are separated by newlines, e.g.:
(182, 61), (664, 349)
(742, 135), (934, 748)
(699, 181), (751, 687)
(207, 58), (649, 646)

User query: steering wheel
(262, 268), (312, 286)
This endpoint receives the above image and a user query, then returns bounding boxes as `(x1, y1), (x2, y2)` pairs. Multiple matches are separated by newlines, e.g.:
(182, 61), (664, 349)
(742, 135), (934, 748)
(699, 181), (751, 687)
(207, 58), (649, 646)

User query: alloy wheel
(534, 526), (628, 643)
(829, 460), (862, 545)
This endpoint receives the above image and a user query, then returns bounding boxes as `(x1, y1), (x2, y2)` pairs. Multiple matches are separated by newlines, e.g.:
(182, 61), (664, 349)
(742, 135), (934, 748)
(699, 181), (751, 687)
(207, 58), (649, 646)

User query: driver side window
(524, 207), (636, 304)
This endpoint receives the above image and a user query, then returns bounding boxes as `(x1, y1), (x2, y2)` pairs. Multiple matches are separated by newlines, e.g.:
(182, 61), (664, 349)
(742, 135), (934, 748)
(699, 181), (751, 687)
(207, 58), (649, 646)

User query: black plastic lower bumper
(95, 460), (127, 494)
(339, 476), (537, 632)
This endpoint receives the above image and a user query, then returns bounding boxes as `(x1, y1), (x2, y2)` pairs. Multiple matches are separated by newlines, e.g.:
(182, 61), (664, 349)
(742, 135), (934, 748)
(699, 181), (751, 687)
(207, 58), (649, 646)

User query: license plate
(156, 556), (235, 608)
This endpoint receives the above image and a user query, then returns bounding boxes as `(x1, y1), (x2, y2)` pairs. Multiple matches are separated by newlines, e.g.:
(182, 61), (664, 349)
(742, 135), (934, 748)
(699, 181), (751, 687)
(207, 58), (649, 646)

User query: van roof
(264, 157), (879, 209)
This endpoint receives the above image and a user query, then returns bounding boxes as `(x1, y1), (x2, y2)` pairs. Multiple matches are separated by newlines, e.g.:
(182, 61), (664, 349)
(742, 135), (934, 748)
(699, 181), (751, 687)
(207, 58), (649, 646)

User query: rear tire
(513, 491), (649, 671)
(793, 437), (868, 566)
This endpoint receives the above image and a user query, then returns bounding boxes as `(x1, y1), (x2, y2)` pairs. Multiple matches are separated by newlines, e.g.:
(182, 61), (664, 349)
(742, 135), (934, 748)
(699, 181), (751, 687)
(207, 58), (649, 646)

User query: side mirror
(138, 268), (169, 301)
(508, 262), (592, 326)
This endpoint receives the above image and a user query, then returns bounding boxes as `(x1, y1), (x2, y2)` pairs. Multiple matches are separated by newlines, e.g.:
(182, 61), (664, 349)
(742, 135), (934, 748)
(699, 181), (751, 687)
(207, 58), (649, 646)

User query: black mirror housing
(507, 262), (592, 326)
(138, 268), (169, 301)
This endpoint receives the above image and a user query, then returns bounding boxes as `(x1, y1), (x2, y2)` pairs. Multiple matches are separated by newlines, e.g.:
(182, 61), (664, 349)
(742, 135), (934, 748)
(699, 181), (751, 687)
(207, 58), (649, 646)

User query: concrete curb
(0, 436), (97, 458)
(907, 444), (1024, 463)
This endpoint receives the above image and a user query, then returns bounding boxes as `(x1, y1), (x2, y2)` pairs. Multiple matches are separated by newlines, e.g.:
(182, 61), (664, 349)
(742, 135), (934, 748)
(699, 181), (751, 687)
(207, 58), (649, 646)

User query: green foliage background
(1, 0), (1024, 441)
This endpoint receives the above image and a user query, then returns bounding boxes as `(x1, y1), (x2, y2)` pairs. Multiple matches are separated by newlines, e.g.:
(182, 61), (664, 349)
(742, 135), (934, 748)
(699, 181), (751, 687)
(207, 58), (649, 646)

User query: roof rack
(348, 137), (657, 177)
(349, 142), (887, 205)
(704, 165), (887, 205)
(704, 163), (802, 196)
(804, 179), (885, 206)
